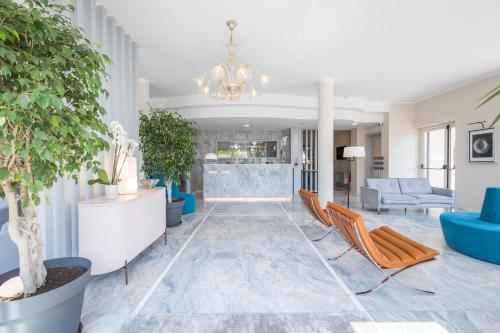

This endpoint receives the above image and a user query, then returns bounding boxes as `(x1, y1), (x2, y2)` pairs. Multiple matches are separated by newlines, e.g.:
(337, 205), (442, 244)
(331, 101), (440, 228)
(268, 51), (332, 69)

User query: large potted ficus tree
(139, 108), (197, 227)
(0, 1), (109, 332)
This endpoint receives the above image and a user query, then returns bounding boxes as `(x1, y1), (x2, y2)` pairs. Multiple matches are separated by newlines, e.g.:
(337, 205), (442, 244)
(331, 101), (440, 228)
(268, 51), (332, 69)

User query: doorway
(420, 123), (455, 189)
(365, 132), (383, 179)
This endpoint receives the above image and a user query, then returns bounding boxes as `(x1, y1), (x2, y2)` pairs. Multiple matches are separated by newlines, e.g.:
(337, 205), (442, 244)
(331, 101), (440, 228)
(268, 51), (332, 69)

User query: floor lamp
(343, 146), (365, 209)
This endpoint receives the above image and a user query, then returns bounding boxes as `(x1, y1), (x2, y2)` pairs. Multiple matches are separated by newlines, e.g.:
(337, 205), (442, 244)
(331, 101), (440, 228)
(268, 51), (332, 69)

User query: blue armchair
(440, 187), (500, 264)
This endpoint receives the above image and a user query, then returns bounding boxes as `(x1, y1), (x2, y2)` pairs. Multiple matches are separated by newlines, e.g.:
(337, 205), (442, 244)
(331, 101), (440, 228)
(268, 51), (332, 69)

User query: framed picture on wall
(469, 128), (497, 162)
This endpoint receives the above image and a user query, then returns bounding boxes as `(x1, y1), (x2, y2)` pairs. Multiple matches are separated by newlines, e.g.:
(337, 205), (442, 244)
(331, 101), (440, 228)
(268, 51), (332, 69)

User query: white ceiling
(188, 117), (366, 131)
(98, 0), (500, 102)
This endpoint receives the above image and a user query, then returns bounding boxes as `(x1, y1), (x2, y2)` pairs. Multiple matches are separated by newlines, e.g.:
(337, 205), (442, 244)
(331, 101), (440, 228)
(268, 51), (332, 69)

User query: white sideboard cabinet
(78, 188), (166, 283)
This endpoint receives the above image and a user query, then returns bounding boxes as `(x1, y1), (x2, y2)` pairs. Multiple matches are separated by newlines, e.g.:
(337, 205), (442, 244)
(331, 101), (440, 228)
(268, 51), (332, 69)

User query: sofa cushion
(365, 178), (401, 194)
(398, 178), (432, 194)
(381, 194), (419, 205)
(411, 193), (454, 204)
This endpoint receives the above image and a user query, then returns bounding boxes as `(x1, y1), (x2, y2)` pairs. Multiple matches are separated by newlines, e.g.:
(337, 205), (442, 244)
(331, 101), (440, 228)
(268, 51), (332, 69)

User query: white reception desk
(203, 163), (293, 200)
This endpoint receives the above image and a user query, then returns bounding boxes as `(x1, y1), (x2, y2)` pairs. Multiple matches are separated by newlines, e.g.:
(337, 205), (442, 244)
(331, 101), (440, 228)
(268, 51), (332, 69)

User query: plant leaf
(476, 85), (500, 110)
(489, 113), (500, 128)
(97, 168), (110, 185)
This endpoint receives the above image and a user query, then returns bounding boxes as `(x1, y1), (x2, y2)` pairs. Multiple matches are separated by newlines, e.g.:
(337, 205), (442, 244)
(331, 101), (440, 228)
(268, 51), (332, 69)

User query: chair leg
(404, 208), (407, 215)
(355, 266), (436, 296)
(328, 246), (353, 261)
(312, 228), (333, 242)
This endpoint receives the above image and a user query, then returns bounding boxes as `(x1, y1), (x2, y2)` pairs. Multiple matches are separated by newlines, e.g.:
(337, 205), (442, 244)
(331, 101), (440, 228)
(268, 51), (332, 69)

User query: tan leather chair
(326, 201), (439, 295)
(298, 189), (336, 241)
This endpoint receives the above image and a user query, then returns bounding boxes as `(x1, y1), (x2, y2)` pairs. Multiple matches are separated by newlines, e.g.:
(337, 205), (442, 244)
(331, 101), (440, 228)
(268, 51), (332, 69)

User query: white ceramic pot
(104, 184), (118, 200)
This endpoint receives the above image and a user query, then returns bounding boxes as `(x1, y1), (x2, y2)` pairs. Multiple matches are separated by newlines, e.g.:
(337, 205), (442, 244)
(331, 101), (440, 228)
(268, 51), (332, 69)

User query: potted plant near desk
(0, 1), (110, 332)
(139, 108), (197, 227)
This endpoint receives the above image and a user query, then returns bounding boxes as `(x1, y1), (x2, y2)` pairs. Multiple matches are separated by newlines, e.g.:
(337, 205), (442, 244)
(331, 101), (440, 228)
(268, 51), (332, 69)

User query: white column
(317, 79), (334, 206)
(290, 128), (303, 194)
(137, 78), (150, 113)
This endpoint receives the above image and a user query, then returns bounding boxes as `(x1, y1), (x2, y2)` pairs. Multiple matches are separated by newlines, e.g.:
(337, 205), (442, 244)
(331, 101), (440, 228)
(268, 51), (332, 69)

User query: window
(216, 141), (278, 159)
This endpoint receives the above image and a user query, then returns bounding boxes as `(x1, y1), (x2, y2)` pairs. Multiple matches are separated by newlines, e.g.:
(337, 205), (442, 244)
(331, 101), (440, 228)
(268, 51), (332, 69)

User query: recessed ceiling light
(243, 124), (250, 127)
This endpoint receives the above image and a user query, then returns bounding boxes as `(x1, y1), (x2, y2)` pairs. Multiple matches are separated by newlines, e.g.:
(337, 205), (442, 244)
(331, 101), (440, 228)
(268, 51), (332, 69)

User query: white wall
(138, 78), (150, 113)
(350, 127), (365, 193)
(38, 0), (139, 259)
(416, 74), (500, 210)
(386, 103), (419, 178)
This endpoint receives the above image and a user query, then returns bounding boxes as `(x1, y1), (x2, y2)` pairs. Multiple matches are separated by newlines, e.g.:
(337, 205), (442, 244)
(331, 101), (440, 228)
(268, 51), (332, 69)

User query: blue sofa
(440, 187), (500, 264)
(361, 178), (455, 213)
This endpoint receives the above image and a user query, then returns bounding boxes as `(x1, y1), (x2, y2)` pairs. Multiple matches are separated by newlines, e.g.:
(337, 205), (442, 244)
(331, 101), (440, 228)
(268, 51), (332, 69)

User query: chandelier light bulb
(260, 74), (270, 87)
(236, 64), (251, 81)
(211, 64), (226, 80)
(203, 86), (210, 95)
(194, 77), (204, 87)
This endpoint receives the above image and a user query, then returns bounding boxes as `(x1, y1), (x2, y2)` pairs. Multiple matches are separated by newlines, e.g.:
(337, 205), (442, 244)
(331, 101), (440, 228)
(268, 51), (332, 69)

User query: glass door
(420, 124), (455, 189)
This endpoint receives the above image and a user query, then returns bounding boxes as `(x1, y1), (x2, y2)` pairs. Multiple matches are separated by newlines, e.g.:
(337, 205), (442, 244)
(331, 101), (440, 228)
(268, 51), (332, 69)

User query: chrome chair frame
(299, 190), (337, 242)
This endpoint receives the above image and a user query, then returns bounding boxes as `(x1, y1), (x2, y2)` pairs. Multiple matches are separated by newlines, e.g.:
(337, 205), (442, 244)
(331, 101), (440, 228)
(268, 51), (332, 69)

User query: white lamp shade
(205, 153), (218, 160)
(118, 155), (138, 194)
(343, 146), (365, 158)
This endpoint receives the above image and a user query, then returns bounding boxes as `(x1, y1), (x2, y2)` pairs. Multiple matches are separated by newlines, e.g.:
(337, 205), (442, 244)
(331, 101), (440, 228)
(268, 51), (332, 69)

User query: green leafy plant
(476, 85), (500, 127)
(139, 108), (197, 203)
(0, 0), (110, 295)
(88, 121), (138, 186)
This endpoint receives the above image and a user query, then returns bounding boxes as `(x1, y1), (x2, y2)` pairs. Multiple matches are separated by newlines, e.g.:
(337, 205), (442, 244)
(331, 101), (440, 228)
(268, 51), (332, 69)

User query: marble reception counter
(203, 164), (293, 200)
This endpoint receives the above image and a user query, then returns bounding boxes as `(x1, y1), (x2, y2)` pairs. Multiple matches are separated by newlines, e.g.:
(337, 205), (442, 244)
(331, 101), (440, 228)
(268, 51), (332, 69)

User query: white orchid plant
(88, 121), (138, 186)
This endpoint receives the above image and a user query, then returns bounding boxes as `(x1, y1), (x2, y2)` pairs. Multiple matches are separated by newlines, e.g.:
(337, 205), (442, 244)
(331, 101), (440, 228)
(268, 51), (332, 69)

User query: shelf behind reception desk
(203, 164), (293, 201)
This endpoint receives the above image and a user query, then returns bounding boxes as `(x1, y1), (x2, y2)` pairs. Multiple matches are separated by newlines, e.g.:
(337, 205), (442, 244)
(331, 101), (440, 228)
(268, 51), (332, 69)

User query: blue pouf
(440, 187), (500, 264)
(180, 193), (196, 214)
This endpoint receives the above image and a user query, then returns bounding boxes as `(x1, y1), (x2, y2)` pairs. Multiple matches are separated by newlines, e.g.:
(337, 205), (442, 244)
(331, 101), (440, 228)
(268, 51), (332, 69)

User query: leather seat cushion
(411, 193), (453, 204)
(369, 226), (439, 268)
(381, 194), (419, 205)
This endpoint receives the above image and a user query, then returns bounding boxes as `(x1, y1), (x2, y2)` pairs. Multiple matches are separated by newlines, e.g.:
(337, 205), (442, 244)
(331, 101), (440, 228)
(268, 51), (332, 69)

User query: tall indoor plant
(0, 0), (109, 330)
(139, 108), (197, 226)
(477, 84), (500, 127)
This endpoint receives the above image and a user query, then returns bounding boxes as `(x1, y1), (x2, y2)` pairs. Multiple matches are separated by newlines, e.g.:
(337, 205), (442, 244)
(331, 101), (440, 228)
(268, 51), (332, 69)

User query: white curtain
(37, 0), (139, 258)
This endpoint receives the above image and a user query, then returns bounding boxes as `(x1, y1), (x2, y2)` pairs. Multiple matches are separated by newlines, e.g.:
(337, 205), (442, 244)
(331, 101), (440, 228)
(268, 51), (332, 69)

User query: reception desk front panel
(203, 164), (293, 199)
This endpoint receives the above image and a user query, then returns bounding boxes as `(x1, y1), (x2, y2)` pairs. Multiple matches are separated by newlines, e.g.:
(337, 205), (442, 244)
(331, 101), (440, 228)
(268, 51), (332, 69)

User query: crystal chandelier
(193, 20), (270, 100)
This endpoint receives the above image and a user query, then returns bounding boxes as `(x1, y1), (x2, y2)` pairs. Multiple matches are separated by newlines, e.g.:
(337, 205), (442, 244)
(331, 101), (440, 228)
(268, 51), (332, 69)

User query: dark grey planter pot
(166, 198), (184, 228)
(0, 257), (91, 333)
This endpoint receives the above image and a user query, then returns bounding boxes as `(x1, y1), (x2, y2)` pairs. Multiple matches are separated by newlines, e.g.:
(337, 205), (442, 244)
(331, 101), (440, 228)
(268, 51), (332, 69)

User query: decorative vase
(104, 184), (118, 200)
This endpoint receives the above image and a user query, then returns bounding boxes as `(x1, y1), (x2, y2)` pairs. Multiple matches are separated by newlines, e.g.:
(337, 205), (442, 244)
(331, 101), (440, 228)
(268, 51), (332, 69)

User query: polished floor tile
(82, 197), (500, 333)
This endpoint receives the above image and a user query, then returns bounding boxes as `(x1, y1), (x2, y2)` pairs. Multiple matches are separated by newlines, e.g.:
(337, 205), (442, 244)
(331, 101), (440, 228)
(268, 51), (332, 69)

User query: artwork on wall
(469, 128), (497, 162)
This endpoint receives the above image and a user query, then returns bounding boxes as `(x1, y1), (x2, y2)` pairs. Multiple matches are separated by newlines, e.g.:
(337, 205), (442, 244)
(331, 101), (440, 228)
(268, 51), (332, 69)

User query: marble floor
(81, 194), (500, 333)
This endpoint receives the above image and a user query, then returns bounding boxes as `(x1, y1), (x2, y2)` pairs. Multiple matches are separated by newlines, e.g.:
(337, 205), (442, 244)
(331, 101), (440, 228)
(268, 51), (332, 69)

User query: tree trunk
(3, 186), (46, 294)
(166, 179), (173, 203)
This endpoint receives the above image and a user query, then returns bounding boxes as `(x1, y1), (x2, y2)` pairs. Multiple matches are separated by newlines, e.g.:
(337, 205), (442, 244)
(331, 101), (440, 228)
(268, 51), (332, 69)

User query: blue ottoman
(440, 187), (500, 264)
(179, 193), (196, 214)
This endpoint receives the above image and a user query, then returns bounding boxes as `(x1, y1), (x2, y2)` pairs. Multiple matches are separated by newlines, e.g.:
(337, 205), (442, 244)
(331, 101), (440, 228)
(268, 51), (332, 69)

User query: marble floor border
(131, 204), (218, 315)
(278, 203), (372, 319)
